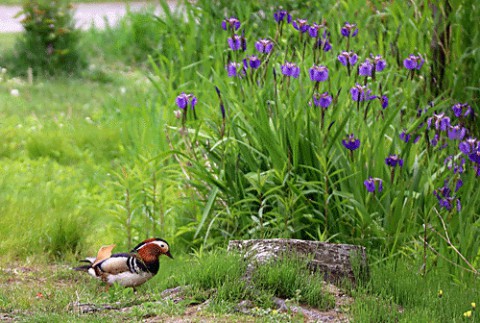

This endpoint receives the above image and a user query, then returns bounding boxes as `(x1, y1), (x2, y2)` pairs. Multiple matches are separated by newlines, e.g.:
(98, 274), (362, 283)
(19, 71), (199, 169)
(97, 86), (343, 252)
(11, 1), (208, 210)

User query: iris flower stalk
(338, 51), (358, 76)
(385, 154), (403, 183)
(175, 92), (197, 153)
(403, 53), (424, 80)
(273, 9), (291, 41)
(175, 92), (198, 126)
(281, 61), (300, 92)
(313, 29), (331, 64)
(313, 92), (332, 129)
(341, 22), (358, 51)
(214, 86), (226, 138)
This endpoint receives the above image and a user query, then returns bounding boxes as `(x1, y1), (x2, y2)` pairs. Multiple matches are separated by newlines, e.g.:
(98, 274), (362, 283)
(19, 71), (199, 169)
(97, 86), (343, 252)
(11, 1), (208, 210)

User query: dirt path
(0, 1), (174, 33)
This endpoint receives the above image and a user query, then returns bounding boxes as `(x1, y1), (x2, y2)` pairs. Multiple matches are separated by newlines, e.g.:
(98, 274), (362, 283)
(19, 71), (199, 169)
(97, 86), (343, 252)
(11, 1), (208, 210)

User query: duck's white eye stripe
(152, 241), (168, 249)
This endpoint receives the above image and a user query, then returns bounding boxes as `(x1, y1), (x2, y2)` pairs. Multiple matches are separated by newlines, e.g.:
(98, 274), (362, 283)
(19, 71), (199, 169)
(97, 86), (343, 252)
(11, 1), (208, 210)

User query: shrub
(13, 0), (85, 75)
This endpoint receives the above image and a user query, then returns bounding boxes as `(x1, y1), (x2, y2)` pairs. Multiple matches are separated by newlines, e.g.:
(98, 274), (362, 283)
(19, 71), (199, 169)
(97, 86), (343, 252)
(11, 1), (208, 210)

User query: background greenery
(0, 0), (154, 4)
(0, 0), (478, 320)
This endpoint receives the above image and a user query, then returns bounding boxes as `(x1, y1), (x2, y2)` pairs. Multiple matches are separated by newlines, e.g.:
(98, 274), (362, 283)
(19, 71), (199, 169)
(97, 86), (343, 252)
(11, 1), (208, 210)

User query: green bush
(13, 0), (86, 75)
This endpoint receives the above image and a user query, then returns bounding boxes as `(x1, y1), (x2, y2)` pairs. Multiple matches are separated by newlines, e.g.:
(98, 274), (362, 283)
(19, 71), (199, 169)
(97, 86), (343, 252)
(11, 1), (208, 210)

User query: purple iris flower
(309, 23), (323, 38)
(255, 39), (274, 54)
(358, 59), (373, 76)
(459, 138), (478, 155)
(342, 133), (361, 151)
(341, 22), (358, 37)
(281, 62), (300, 78)
(434, 182), (461, 212)
(400, 131), (420, 144)
(364, 177), (383, 193)
(427, 113), (451, 131)
(403, 54), (424, 70)
(228, 35), (242, 51)
(444, 156), (465, 174)
(452, 103), (473, 118)
(400, 130), (411, 143)
(380, 95), (389, 109)
(430, 134), (439, 147)
(318, 39), (332, 52)
(456, 179), (463, 192)
(274, 10), (291, 23)
(313, 92), (332, 109)
(315, 30), (332, 52)
(176, 92), (197, 110)
(469, 150), (480, 164)
(245, 55), (261, 69)
(350, 84), (374, 102)
(292, 19), (309, 33)
(338, 51), (358, 66)
(226, 62), (245, 78)
(371, 54), (387, 71)
(309, 65), (329, 82)
(438, 197), (457, 211)
(437, 181), (452, 199)
(221, 17), (241, 31)
(447, 125), (466, 140)
(240, 30), (247, 51)
(385, 154), (404, 167)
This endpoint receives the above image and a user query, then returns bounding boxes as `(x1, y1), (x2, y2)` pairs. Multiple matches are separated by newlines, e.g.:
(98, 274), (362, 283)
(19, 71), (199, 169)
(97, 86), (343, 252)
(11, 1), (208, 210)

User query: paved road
(0, 1), (171, 33)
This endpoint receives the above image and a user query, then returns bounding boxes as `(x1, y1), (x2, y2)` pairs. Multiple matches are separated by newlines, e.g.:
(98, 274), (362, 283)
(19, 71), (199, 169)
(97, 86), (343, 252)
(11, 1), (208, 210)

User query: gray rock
(228, 238), (368, 284)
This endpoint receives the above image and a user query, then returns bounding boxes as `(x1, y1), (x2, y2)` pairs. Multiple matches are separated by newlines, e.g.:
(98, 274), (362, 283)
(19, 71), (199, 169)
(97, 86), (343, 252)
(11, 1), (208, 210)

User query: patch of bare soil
(71, 284), (352, 322)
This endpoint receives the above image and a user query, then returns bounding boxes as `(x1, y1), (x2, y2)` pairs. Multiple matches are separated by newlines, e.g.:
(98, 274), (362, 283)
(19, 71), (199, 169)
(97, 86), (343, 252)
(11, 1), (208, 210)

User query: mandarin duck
(74, 238), (173, 288)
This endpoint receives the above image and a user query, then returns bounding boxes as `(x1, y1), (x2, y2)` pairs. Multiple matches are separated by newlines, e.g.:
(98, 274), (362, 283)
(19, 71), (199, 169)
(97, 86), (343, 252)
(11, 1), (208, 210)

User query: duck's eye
(160, 244), (165, 248)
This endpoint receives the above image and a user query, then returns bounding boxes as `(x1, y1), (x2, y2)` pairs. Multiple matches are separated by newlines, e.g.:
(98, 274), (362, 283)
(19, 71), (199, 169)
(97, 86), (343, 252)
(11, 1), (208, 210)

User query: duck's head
(133, 238), (173, 259)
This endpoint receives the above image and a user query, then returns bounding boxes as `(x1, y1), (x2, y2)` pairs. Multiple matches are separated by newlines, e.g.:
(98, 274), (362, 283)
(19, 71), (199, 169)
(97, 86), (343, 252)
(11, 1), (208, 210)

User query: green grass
(351, 260), (479, 322)
(0, 33), (17, 50)
(0, 251), (476, 322)
(252, 256), (335, 309)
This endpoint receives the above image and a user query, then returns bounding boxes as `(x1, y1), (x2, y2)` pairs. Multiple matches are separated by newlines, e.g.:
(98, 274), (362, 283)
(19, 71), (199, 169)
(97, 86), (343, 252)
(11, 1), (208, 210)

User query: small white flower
(1, 68), (6, 74)
(10, 89), (19, 97)
(120, 87), (126, 94)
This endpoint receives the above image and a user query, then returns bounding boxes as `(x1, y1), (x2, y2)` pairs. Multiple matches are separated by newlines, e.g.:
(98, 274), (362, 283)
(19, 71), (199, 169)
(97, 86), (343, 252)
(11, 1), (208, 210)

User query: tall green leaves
(151, 0), (479, 268)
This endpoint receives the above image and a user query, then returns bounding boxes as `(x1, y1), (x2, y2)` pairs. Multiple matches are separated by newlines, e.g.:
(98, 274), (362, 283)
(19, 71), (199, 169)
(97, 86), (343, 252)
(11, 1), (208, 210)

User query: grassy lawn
(0, 31), (155, 259)
(0, 33), (16, 49)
